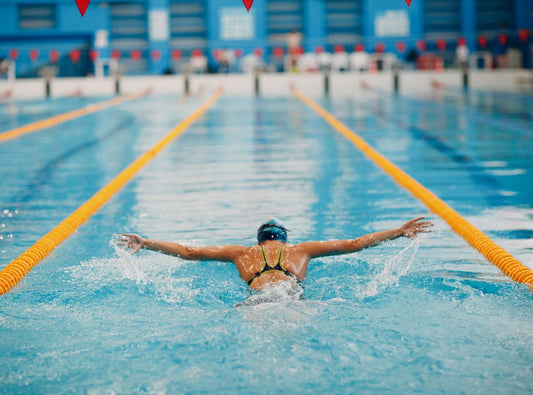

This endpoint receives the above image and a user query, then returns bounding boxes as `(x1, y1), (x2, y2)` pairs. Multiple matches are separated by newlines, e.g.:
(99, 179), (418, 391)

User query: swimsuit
(247, 244), (300, 285)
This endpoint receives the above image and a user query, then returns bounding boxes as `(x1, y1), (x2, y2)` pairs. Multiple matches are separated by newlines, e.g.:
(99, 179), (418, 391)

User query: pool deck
(1, 69), (532, 100)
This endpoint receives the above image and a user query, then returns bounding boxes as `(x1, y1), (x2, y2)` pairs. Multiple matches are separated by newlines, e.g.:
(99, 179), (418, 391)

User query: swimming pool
(0, 87), (532, 393)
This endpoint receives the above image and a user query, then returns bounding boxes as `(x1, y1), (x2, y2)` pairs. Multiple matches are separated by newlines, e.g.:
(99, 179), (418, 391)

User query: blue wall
(0, 0), (531, 76)
(516, 0), (533, 31)
(303, 0), (326, 51)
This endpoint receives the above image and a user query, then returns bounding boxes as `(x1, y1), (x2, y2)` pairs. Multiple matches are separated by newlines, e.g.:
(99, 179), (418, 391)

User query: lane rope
(0, 90), (149, 143)
(0, 88), (223, 294)
(292, 86), (533, 287)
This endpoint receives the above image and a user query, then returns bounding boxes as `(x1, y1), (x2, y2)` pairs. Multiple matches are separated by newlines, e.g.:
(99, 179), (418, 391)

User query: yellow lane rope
(292, 86), (533, 286)
(0, 90), (149, 143)
(0, 88), (223, 294)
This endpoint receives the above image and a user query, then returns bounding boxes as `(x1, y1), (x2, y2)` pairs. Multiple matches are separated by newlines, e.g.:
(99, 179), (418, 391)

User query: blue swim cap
(257, 218), (288, 243)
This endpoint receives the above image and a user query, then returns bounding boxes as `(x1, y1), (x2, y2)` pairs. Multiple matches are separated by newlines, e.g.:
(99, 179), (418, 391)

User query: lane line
(0, 88), (223, 294)
(362, 80), (533, 136)
(292, 86), (533, 287)
(0, 90), (148, 143)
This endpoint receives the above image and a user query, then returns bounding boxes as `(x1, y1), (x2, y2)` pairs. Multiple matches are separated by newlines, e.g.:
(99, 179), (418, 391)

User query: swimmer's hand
(400, 217), (433, 238)
(118, 233), (144, 254)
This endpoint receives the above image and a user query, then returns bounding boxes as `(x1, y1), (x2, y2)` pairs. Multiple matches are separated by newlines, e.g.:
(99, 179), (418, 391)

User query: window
(109, 2), (149, 74)
(19, 4), (56, 29)
(477, 0), (515, 37)
(170, 0), (207, 52)
(326, 0), (363, 48)
(267, 0), (304, 47)
(424, 0), (461, 41)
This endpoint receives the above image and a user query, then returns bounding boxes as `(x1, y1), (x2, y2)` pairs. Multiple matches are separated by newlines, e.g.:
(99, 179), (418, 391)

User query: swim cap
(257, 218), (288, 243)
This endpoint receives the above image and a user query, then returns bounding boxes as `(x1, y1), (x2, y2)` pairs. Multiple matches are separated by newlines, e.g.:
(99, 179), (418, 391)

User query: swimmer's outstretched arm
(296, 217), (433, 258)
(118, 234), (244, 262)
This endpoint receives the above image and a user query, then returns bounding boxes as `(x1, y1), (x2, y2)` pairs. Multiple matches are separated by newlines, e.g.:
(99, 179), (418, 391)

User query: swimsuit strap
(260, 244), (284, 269)
(247, 244), (295, 286)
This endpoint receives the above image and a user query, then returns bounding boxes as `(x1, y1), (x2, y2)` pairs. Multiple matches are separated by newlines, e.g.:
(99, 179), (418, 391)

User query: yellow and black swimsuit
(247, 244), (300, 286)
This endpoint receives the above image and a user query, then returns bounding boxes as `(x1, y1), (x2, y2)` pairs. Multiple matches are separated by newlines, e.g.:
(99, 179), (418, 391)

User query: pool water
(0, 89), (532, 393)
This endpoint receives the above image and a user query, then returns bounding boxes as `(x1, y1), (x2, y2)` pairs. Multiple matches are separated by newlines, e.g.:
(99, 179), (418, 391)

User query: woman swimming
(118, 217), (433, 290)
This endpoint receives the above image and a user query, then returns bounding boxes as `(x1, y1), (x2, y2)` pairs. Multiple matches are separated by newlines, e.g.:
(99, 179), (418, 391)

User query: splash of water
(235, 280), (304, 308)
(357, 237), (422, 299)
(65, 236), (198, 304)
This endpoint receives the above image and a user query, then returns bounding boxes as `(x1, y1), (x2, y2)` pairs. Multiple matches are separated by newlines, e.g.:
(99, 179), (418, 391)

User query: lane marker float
(292, 86), (533, 287)
(0, 88), (223, 294)
(0, 90), (149, 143)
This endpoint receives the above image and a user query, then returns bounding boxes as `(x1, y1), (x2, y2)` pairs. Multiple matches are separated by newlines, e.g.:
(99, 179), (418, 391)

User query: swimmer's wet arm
(299, 228), (404, 258)
(142, 239), (241, 262)
(299, 217), (432, 258)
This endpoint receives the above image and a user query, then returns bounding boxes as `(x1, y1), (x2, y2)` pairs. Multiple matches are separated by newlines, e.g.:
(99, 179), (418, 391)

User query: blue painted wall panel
(516, 0), (533, 30)
(57, 3), (108, 32)
(0, 5), (18, 33)
(304, 0), (326, 51)
(461, 0), (476, 51)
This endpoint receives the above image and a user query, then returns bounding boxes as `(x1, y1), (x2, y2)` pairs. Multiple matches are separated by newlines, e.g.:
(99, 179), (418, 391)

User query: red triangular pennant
(243, 0), (253, 12)
(405, 0), (412, 6)
(75, 0), (91, 16)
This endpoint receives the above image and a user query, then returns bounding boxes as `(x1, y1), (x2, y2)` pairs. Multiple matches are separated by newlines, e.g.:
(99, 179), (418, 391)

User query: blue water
(0, 96), (104, 132)
(0, 89), (532, 394)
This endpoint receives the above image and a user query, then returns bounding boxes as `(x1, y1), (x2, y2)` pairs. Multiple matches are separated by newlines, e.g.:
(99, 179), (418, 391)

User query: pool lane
(292, 86), (533, 287)
(0, 89), (223, 295)
(0, 90), (148, 143)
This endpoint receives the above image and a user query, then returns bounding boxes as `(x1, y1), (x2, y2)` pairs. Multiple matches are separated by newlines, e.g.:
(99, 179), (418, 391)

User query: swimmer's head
(257, 217), (288, 243)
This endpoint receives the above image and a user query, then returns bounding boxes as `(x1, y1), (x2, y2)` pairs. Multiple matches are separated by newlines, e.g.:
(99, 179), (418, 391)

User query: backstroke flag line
(76, 1), (413, 16)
